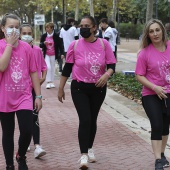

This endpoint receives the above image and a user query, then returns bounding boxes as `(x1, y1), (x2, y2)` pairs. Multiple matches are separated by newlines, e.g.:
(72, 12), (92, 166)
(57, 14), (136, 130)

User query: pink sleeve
(40, 50), (47, 71)
(66, 41), (75, 63)
(29, 47), (38, 73)
(103, 39), (116, 64)
(135, 50), (147, 76)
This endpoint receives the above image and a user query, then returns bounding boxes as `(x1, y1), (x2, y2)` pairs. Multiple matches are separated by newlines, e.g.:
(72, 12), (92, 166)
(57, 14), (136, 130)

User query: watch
(35, 95), (42, 99)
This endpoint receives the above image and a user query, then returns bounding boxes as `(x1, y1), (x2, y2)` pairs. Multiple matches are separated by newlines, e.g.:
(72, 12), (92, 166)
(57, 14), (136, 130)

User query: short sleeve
(59, 29), (63, 38)
(103, 39), (116, 64)
(65, 41), (75, 63)
(29, 47), (37, 73)
(73, 27), (78, 37)
(104, 30), (112, 39)
(135, 50), (147, 76)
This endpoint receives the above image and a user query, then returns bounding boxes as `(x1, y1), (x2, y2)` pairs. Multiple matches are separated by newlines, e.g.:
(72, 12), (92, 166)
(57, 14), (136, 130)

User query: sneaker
(6, 165), (15, 170)
(78, 155), (88, 169)
(27, 146), (30, 152)
(88, 149), (96, 163)
(155, 159), (164, 170)
(50, 83), (55, 88)
(16, 153), (28, 170)
(34, 145), (46, 159)
(161, 153), (169, 168)
(46, 83), (51, 89)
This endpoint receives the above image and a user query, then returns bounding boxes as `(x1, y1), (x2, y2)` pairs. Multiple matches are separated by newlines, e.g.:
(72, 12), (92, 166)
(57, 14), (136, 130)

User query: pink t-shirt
(135, 41), (170, 96)
(0, 39), (37, 112)
(66, 38), (116, 83)
(32, 45), (47, 78)
(45, 37), (55, 56)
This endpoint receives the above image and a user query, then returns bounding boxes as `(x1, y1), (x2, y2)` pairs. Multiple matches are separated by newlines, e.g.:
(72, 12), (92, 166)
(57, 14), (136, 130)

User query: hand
(6, 31), (19, 45)
(44, 41), (48, 45)
(95, 74), (109, 87)
(154, 86), (167, 100)
(61, 55), (65, 59)
(58, 88), (65, 103)
(34, 98), (42, 112)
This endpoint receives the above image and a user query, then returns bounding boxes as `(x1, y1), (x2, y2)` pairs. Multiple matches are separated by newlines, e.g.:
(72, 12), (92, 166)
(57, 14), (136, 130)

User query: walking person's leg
(0, 112), (15, 169)
(45, 55), (52, 89)
(49, 55), (56, 88)
(32, 90), (46, 158)
(88, 85), (106, 162)
(71, 81), (91, 169)
(142, 95), (168, 169)
(16, 110), (33, 169)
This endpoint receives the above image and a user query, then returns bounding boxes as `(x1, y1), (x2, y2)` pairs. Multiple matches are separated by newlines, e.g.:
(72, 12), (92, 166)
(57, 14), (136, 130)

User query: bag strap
(74, 40), (79, 51)
(99, 38), (105, 50)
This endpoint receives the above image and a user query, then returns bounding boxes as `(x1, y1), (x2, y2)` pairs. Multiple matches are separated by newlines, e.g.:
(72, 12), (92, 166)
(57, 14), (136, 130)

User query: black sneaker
(155, 159), (164, 170)
(6, 165), (15, 170)
(16, 153), (28, 170)
(161, 153), (169, 168)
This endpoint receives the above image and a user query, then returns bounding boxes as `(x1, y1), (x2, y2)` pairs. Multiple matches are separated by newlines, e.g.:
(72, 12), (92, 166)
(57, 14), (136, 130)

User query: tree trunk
(146, 0), (153, 22)
(90, 0), (94, 17)
(112, 0), (117, 21)
(75, 0), (79, 21)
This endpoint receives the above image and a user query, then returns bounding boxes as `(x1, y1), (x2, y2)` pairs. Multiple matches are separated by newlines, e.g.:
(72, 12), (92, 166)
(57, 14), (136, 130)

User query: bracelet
(105, 72), (110, 77)
(152, 84), (156, 91)
(6, 44), (13, 48)
(35, 95), (42, 99)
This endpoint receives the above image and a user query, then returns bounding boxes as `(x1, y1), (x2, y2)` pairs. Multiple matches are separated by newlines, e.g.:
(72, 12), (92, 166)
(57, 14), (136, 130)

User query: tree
(75, 0), (79, 21)
(146, 0), (153, 22)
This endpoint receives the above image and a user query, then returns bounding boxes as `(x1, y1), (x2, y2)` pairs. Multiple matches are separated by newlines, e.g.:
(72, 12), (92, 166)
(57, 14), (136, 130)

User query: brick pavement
(0, 77), (165, 170)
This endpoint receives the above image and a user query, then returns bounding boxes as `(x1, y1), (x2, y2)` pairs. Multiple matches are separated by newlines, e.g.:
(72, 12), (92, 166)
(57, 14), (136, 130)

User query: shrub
(108, 72), (142, 102)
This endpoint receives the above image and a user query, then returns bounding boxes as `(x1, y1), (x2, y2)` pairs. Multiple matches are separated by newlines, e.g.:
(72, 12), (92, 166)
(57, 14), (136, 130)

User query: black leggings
(142, 95), (170, 140)
(32, 90), (40, 145)
(71, 80), (106, 153)
(0, 110), (33, 166)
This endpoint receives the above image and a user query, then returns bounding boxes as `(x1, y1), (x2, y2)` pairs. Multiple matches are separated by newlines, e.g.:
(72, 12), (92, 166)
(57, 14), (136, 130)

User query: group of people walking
(0, 12), (170, 170)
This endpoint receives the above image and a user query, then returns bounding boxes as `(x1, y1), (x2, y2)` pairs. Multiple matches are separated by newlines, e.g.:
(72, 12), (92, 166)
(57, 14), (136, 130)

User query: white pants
(45, 55), (55, 82)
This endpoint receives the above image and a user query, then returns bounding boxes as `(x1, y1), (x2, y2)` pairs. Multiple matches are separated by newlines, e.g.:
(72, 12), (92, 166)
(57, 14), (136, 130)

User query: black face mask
(80, 28), (91, 38)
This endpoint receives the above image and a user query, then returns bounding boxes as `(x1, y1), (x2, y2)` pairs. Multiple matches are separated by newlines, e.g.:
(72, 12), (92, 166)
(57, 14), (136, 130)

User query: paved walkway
(0, 39), (170, 170)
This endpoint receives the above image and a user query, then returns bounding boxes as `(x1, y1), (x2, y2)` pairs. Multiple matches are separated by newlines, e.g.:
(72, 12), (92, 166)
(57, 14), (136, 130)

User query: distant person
(100, 18), (117, 59)
(58, 16), (116, 170)
(59, 17), (79, 57)
(20, 24), (47, 159)
(40, 22), (64, 89)
(135, 19), (170, 170)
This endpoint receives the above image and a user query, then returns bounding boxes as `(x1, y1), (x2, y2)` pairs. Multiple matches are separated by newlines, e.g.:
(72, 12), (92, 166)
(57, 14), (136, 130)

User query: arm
(40, 70), (47, 85)
(30, 71), (42, 111)
(0, 32), (18, 72)
(136, 74), (167, 99)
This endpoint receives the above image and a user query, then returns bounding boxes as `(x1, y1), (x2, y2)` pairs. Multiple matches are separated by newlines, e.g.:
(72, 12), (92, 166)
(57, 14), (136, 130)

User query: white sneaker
(46, 83), (51, 89)
(27, 146), (31, 152)
(34, 145), (46, 159)
(50, 83), (55, 88)
(88, 149), (96, 163)
(78, 155), (88, 169)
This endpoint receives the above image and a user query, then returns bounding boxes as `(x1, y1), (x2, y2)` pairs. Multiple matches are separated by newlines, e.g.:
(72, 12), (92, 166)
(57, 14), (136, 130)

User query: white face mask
(5, 27), (20, 37)
(21, 35), (33, 43)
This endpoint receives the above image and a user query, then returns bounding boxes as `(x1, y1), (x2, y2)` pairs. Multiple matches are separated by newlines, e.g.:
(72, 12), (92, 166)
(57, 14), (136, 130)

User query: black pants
(57, 58), (63, 72)
(0, 110), (33, 166)
(71, 80), (106, 153)
(32, 90), (40, 145)
(142, 95), (170, 140)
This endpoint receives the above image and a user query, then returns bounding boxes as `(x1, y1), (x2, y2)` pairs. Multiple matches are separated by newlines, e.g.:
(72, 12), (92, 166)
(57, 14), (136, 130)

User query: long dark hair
(0, 13), (21, 39)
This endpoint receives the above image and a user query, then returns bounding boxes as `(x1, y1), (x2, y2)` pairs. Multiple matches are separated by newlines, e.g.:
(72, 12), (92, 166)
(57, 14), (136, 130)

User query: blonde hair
(45, 22), (54, 30)
(140, 19), (168, 49)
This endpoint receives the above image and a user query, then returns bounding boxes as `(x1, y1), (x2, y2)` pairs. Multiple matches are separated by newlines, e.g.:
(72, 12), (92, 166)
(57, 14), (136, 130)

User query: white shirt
(103, 26), (117, 52)
(59, 26), (78, 52)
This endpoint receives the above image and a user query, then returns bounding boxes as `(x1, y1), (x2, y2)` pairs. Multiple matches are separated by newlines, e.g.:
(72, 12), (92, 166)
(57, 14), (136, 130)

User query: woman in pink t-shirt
(135, 19), (170, 170)
(58, 16), (116, 169)
(0, 14), (42, 170)
(20, 24), (47, 159)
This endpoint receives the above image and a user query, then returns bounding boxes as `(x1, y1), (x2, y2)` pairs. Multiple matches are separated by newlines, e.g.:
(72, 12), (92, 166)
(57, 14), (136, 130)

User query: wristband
(6, 44), (13, 48)
(35, 95), (42, 99)
(152, 84), (156, 91)
(105, 72), (110, 77)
